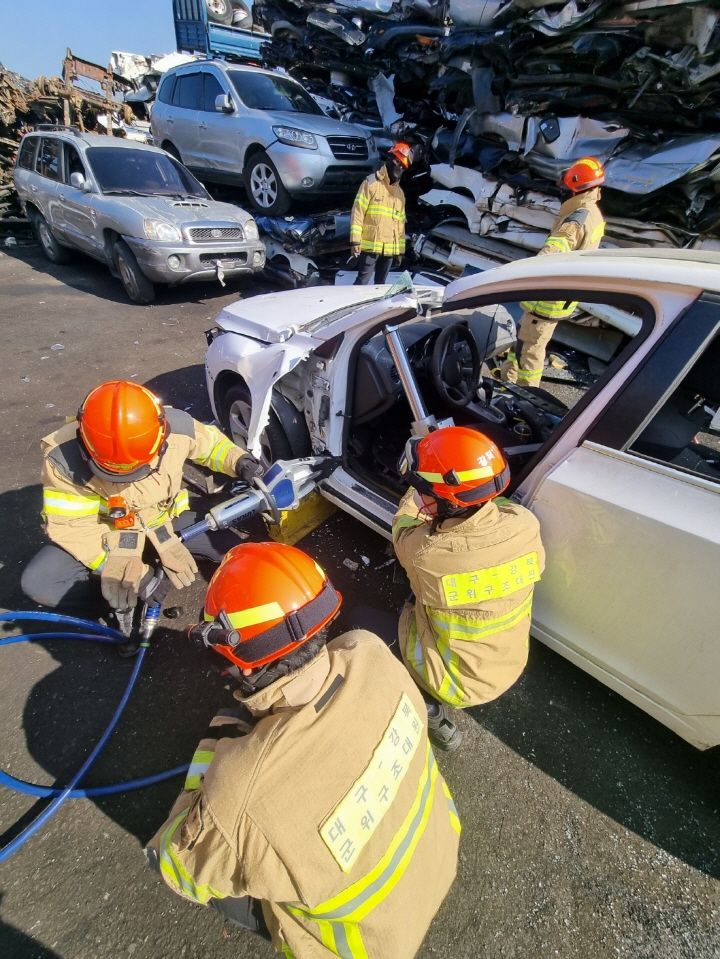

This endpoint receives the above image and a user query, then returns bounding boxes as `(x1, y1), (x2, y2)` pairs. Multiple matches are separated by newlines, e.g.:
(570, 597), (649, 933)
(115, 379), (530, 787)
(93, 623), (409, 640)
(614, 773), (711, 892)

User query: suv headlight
(273, 126), (318, 150)
(244, 219), (259, 240)
(144, 219), (181, 242)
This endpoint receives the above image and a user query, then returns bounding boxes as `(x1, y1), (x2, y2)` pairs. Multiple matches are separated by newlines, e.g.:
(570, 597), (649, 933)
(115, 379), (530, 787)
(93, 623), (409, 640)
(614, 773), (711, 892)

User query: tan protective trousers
(500, 311), (557, 387)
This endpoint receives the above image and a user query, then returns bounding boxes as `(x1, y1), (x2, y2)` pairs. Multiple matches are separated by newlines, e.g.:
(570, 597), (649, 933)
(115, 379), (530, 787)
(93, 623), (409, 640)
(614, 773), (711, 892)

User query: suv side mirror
(215, 93), (234, 114)
(70, 171), (89, 191)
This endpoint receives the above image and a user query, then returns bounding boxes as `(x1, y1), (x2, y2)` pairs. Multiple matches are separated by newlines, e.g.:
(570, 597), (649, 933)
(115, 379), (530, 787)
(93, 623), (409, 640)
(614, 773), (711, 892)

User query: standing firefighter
(393, 427), (545, 751)
(350, 142), (412, 285)
(21, 380), (261, 621)
(502, 156), (605, 387)
(146, 542), (460, 959)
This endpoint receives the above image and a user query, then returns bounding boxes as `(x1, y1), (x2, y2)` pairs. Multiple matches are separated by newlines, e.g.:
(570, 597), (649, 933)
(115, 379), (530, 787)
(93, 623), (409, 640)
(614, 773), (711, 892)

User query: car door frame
(56, 141), (101, 256)
(195, 66), (239, 180)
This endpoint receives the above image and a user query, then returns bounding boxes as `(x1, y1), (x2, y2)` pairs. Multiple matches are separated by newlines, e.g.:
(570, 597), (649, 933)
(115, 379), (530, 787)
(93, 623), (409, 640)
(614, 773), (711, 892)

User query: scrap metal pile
(251, 0), (720, 272)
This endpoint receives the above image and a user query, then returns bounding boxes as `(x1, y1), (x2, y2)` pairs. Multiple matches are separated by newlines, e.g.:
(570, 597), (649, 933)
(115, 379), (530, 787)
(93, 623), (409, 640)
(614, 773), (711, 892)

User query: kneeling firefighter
(502, 156), (605, 387)
(146, 541), (460, 959)
(393, 426), (545, 750)
(21, 380), (262, 622)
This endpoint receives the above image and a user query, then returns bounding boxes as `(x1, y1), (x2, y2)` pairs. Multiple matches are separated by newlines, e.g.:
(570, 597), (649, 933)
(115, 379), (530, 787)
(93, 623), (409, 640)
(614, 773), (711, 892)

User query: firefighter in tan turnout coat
(146, 542), (460, 959)
(502, 157), (606, 387)
(393, 427), (545, 751)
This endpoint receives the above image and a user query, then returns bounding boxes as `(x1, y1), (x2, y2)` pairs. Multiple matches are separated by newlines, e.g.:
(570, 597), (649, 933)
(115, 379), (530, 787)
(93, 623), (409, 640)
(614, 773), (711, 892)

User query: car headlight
(144, 219), (181, 242)
(273, 126), (318, 150)
(244, 219), (259, 241)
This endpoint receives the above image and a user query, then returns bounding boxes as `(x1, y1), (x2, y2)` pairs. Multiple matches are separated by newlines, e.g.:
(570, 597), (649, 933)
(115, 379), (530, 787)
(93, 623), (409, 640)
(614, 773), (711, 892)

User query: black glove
(138, 567), (172, 605)
(235, 454), (263, 484)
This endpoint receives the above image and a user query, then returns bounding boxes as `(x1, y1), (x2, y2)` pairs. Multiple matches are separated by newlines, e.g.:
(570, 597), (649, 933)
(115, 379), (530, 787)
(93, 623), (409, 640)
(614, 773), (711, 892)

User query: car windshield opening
(228, 70), (322, 115)
(85, 148), (208, 198)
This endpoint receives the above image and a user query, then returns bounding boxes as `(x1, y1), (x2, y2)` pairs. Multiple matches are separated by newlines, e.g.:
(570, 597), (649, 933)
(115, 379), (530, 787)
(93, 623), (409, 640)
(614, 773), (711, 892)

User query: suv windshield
(228, 70), (322, 115)
(85, 147), (208, 197)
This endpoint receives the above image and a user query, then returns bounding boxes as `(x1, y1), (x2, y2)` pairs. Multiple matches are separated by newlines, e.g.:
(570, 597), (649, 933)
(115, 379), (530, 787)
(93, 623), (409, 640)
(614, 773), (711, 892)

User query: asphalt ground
(0, 244), (719, 959)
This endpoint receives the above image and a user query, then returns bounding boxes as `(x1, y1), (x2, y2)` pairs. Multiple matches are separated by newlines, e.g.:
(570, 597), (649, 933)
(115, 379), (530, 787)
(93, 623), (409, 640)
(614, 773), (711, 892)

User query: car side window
(173, 73), (203, 110)
(202, 73), (225, 112)
(36, 138), (61, 180)
(629, 331), (720, 484)
(64, 144), (86, 183)
(17, 137), (38, 169)
(157, 74), (176, 104)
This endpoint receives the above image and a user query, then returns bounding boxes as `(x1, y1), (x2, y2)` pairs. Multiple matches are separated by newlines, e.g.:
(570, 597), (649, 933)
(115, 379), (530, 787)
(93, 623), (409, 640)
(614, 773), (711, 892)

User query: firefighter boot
(426, 702), (463, 752)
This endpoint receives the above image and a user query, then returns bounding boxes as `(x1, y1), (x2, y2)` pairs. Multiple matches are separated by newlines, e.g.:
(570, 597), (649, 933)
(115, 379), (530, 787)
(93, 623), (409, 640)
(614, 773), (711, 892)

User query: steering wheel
(430, 323), (481, 409)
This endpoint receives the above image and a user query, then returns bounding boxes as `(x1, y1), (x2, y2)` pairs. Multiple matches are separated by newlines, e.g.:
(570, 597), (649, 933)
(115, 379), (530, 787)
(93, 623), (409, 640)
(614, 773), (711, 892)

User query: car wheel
(223, 383), (293, 469)
(243, 151), (291, 216)
(205, 0), (234, 24)
(114, 241), (156, 305)
(32, 212), (72, 264)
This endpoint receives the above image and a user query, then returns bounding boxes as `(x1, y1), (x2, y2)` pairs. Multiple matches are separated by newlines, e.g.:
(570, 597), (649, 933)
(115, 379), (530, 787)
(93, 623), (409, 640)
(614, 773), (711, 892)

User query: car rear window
(157, 74), (176, 104)
(173, 73), (203, 110)
(37, 138), (61, 180)
(228, 70), (322, 115)
(17, 137), (38, 169)
(85, 146), (207, 198)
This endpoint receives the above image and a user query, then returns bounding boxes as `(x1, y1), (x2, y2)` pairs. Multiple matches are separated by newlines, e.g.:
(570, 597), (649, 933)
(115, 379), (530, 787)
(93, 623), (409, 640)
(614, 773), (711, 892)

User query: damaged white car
(205, 250), (720, 749)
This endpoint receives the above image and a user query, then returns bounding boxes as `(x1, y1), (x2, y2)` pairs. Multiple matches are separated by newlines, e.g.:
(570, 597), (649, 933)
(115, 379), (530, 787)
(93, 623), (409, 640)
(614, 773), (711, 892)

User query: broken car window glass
(227, 70), (323, 115)
(86, 148), (208, 198)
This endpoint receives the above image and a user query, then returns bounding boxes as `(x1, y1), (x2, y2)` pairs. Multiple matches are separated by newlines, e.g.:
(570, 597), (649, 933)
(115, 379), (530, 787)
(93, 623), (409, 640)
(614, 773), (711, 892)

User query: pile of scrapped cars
(250, 0), (720, 272)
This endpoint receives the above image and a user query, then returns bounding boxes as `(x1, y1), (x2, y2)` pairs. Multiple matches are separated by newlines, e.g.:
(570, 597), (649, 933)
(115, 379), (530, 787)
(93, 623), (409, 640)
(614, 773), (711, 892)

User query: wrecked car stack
(251, 0), (720, 270)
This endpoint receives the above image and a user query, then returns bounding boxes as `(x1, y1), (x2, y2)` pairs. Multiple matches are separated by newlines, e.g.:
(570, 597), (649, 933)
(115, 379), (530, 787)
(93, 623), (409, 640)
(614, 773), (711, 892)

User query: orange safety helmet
(77, 380), (167, 480)
(400, 426), (510, 510)
(202, 542), (342, 670)
(562, 156), (605, 193)
(388, 141), (413, 169)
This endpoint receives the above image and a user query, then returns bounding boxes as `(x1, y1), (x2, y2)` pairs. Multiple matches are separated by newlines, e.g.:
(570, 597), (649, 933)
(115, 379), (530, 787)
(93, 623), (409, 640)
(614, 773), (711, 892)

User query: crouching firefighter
(21, 379), (262, 623)
(392, 426), (545, 751)
(146, 541), (460, 959)
(502, 156), (605, 387)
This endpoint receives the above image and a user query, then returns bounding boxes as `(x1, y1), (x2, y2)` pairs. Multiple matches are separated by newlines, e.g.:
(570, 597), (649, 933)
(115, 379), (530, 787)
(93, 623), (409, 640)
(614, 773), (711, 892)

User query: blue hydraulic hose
(0, 611), (188, 863)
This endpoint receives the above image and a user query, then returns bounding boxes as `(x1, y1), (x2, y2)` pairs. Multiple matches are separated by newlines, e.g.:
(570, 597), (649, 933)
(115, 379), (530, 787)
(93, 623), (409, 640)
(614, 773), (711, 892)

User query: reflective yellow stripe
(172, 489), (190, 517)
(442, 780), (461, 835)
(391, 514), (424, 540)
(591, 223), (605, 244)
(433, 630), (466, 707)
(43, 488), (103, 517)
(148, 510), (170, 529)
(364, 204), (404, 220)
(355, 192), (369, 211)
(87, 551), (107, 572)
(428, 594), (533, 643)
(159, 811), (225, 904)
(406, 615), (429, 688)
(416, 465), (495, 483)
(289, 745), (437, 928)
(544, 235), (571, 254)
(203, 601), (284, 630)
(516, 368), (543, 384)
(183, 749), (215, 791)
(440, 552), (541, 606)
(358, 239), (405, 254)
(520, 299), (577, 319)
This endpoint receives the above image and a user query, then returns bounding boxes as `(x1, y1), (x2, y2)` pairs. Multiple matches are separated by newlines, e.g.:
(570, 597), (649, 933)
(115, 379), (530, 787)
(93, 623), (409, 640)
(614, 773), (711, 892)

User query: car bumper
(124, 237), (266, 285)
(268, 142), (376, 195)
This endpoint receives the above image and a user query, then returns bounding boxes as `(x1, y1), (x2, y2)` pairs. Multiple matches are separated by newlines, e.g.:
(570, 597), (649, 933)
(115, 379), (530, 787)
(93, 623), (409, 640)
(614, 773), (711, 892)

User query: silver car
(150, 61), (378, 215)
(13, 128), (266, 304)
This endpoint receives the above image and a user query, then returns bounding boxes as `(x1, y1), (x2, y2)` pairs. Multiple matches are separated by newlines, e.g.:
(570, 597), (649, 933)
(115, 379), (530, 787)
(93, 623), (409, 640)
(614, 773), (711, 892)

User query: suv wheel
(33, 212), (72, 264)
(223, 383), (293, 468)
(114, 241), (156, 305)
(244, 151), (291, 216)
(206, 0), (234, 24)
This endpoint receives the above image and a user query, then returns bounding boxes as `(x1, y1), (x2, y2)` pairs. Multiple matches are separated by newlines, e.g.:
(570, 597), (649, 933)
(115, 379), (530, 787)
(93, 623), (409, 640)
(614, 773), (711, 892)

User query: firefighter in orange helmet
(21, 379), (262, 622)
(502, 157), (606, 387)
(392, 426), (545, 750)
(350, 142), (412, 285)
(146, 542), (460, 958)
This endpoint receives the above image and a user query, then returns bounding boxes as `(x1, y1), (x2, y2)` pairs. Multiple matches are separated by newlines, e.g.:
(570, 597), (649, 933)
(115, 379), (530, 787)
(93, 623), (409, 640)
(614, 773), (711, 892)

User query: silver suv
(13, 128), (266, 304)
(151, 62), (378, 215)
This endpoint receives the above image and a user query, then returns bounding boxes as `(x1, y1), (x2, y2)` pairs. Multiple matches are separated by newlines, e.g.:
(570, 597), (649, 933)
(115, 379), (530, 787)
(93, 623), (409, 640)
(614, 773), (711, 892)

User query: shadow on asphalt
(0, 894), (62, 958)
(2, 244), (267, 308)
(468, 642), (720, 879)
(144, 365), (214, 422)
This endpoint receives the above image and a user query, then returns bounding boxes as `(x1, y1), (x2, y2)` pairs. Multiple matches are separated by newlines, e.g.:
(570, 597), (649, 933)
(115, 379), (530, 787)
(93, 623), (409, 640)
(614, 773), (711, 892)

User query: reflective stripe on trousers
(286, 744), (454, 958)
(406, 614), (466, 708)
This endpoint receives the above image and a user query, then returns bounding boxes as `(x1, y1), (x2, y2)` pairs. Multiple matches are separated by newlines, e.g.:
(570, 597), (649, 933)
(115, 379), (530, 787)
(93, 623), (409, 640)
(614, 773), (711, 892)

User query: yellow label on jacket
(320, 692), (423, 872)
(441, 551), (541, 606)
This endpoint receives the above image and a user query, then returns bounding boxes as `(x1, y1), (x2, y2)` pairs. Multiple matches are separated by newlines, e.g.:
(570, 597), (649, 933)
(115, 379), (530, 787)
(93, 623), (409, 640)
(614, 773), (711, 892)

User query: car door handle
(166, 117), (174, 124)
(199, 122), (207, 130)
(30, 185), (38, 193)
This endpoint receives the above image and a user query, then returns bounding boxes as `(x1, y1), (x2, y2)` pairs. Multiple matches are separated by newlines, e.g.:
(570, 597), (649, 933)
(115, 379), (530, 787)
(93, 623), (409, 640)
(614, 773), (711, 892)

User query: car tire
(205, 0), (234, 24)
(32, 211), (72, 264)
(243, 150), (291, 216)
(223, 383), (295, 468)
(114, 240), (156, 305)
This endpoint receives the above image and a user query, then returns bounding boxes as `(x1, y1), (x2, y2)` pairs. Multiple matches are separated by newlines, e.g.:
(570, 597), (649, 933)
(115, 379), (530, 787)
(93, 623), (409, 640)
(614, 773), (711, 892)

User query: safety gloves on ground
(100, 530), (149, 610)
(235, 453), (263, 485)
(146, 524), (198, 589)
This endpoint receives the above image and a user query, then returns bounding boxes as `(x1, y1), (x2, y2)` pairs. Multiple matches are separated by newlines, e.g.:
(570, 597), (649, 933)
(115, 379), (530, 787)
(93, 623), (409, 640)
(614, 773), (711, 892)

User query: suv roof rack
(35, 124), (83, 136)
